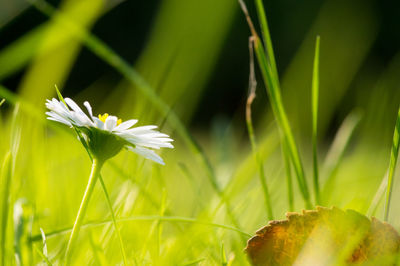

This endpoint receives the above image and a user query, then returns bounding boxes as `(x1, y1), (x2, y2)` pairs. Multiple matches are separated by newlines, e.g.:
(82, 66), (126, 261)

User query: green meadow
(0, 0), (400, 265)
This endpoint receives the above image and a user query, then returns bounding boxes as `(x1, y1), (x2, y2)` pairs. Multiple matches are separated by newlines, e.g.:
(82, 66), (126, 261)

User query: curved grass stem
(98, 176), (128, 265)
(65, 158), (103, 265)
(384, 106), (400, 221)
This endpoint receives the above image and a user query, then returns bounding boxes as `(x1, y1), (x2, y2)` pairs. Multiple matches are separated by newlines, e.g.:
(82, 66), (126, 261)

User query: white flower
(45, 98), (173, 164)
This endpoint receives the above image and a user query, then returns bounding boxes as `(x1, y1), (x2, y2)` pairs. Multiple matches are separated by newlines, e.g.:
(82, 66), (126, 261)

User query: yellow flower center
(98, 113), (122, 125)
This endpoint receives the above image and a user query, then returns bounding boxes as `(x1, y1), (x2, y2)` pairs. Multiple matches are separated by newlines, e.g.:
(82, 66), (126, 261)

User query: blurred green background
(1, 0), (400, 133)
(0, 0), (400, 264)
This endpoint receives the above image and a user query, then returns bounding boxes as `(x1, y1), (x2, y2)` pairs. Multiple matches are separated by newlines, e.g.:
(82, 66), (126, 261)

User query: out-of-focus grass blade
(321, 111), (362, 202)
(37, 228), (52, 265)
(0, 0), (127, 82)
(224, 129), (279, 202)
(0, 152), (12, 266)
(384, 106), (400, 221)
(0, 85), (40, 118)
(18, 0), (103, 108)
(119, 0), (236, 123)
(0, 104), (21, 266)
(0, 25), (45, 81)
(221, 243), (227, 266)
(312, 36), (321, 204)
(33, 245), (52, 266)
(0, 0), (30, 29)
(181, 258), (206, 266)
(88, 231), (108, 266)
(278, 0), (377, 134)
(0, 84), (72, 137)
(238, 0), (311, 208)
(367, 172), (387, 217)
(0, 99), (5, 107)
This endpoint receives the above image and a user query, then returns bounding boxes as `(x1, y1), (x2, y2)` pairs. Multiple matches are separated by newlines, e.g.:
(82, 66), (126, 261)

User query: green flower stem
(54, 86), (128, 265)
(65, 158), (104, 265)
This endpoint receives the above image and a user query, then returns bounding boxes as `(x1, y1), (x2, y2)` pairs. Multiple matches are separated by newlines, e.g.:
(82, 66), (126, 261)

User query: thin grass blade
(0, 153), (12, 266)
(312, 36), (321, 204)
(384, 106), (400, 221)
(321, 111), (362, 201)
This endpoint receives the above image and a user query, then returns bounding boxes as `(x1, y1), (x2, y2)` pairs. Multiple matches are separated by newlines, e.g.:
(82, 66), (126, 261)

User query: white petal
(83, 101), (93, 118)
(126, 146), (165, 165)
(65, 98), (92, 126)
(104, 116), (118, 131)
(46, 99), (76, 125)
(113, 119), (138, 131)
(123, 125), (158, 134)
(47, 116), (72, 126)
(65, 98), (84, 114)
(93, 117), (104, 130)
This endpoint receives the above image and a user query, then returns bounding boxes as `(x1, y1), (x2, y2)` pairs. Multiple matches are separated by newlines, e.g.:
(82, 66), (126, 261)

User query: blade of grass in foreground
(29, 215), (252, 242)
(384, 106), (400, 221)
(33, 245), (52, 266)
(321, 111), (362, 203)
(254, 0), (278, 80)
(254, 0), (296, 210)
(0, 153), (12, 266)
(312, 36), (321, 204)
(246, 37), (273, 219)
(0, 104), (21, 266)
(239, 0), (311, 208)
(282, 139), (294, 211)
(367, 172), (387, 217)
(33, 0), (241, 231)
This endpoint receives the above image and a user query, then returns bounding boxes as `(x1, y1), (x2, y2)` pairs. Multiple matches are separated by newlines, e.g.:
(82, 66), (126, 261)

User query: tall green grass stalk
(321, 111), (362, 201)
(384, 106), (400, 221)
(254, 0), (298, 210)
(1, 104), (20, 266)
(367, 172), (387, 217)
(282, 140), (294, 211)
(254, 0), (278, 80)
(239, 0), (311, 208)
(98, 177), (128, 265)
(0, 153), (12, 266)
(246, 37), (273, 220)
(311, 36), (321, 204)
(33, 244), (52, 266)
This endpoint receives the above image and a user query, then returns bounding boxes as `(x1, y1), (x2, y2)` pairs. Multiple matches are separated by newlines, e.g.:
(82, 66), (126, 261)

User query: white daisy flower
(45, 97), (173, 164)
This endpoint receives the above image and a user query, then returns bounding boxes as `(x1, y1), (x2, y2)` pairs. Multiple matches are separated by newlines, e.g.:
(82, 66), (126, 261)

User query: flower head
(45, 98), (173, 164)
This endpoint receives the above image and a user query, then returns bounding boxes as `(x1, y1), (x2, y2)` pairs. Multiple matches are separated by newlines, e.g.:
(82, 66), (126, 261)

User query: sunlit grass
(0, 0), (400, 265)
